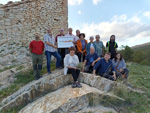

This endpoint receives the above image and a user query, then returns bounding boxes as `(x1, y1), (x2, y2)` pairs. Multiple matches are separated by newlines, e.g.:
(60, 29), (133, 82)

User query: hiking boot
(76, 82), (82, 88)
(71, 82), (76, 88)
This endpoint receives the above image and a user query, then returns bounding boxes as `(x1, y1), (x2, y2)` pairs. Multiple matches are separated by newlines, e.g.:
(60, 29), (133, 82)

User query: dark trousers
(77, 52), (85, 62)
(99, 72), (115, 81)
(45, 51), (62, 73)
(58, 48), (65, 67)
(68, 68), (80, 82)
(84, 64), (93, 73)
(32, 53), (43, 79)
(116, 68), (129, 78)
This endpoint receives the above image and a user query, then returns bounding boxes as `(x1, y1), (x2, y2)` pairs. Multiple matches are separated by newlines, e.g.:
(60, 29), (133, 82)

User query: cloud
(78, 11), (82, 15)
(143, 11), (150, 19)
(79, 15), (150, 46)
(92, 0), (103, 5)
(68, 0), (83, 6)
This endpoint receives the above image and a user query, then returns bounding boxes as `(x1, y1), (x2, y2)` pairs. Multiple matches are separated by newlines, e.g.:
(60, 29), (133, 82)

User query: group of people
(29, 28), (129, 88)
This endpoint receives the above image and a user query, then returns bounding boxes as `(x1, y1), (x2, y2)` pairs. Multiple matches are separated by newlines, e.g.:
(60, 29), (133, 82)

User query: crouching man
(93, 52), (116, 81)
(29, 32), (44, 80)
(82, 47), (100, 73)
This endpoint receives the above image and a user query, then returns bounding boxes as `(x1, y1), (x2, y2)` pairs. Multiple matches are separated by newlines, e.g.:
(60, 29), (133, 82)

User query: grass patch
(0, 66), (16, 73)
(0, 62), (55, 103)
(112, 63), (150, 112)
(16, 65), (25, 71)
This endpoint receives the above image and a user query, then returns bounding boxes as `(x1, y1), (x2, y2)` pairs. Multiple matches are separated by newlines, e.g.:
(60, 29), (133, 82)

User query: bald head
(90, 47), (95, 54)
(47, 28), (52, 35)
(68, 28), (73, 35)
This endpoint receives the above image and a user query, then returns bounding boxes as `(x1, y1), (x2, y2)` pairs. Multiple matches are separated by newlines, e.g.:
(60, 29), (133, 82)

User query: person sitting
(64, 47), (82, 88)
(77, 33), (88, 62)
(82, 47), (100, 73)
(112, 53), (129, 79)
(86, 36), (97, 55)
(93, 52), (116, 81)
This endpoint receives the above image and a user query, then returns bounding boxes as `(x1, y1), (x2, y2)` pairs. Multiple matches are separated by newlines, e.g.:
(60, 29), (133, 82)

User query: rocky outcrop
(0, 63), (32, 91)
(0, 70), (73, 111)
(79, 72), (116, 92)
(19, 84), (123, 113)
(0, 70), (120, 112)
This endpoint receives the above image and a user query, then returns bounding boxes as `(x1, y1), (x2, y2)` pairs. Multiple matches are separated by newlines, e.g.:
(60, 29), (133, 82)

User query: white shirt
(64, 54), (79, 75)
(90, 43), (94, 48)
(44, 34), (56, 52)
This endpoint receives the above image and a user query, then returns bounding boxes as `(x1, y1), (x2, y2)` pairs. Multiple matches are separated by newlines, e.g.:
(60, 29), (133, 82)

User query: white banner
(58, 36), (74, 48)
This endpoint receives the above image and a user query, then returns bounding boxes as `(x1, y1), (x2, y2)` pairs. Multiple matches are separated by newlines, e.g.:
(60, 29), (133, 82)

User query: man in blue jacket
(93, 52), (116, 81)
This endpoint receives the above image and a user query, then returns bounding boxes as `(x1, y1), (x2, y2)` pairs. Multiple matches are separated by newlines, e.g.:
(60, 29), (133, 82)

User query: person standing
(86, 36), (97, 55)
(55, 29), (65, 67)
(106, 35), (118, 59)
(44, 28), (62, 74)
(75, 30), (80, 50)
(94, 35), (104, 57)
(29, 32), (44, 80)
(76, 33), (88, 62)
(65, 28), (76, 54)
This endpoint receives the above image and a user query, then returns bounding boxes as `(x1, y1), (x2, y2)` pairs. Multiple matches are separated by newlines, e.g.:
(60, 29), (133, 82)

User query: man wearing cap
(86, 36), (97, 55)
(29, 32), (44, 80)
(44, 28), (62, 74)
(55, 29), (65, 67)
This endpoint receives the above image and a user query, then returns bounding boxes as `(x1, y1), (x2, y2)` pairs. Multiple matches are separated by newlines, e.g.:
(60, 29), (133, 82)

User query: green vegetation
(0, 62), (55, 103)
(1, 62), (150, 113)
(119, 45), (150, 66)
(112, 63), (150, 113)
(0, 66), (16, 73)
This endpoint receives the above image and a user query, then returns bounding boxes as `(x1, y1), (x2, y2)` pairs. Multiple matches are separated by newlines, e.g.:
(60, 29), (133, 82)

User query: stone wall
(0, 0), (68, 69)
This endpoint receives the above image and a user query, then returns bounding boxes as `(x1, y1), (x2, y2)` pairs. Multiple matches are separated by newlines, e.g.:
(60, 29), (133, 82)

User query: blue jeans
(45, 51), (62, 73)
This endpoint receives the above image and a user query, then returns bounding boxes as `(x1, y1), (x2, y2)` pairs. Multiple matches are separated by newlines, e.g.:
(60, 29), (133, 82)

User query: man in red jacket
(29, 33), (44, 80)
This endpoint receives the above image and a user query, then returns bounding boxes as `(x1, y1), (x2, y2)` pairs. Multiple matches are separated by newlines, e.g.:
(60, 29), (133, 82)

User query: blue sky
(1, 0), (150, 48)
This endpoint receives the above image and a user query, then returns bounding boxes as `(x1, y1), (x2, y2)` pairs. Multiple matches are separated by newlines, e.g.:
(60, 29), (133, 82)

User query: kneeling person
(83, 47), (100, 73)
(29, 33), (44, 80)
(93, 52), (116, 81)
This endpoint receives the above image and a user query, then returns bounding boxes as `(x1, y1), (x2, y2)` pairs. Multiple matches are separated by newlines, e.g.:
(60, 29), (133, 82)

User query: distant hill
(131, 42), (150, 51)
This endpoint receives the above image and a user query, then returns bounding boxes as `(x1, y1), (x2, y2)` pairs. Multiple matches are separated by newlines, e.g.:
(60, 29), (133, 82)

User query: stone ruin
(0, 0), (68, 69)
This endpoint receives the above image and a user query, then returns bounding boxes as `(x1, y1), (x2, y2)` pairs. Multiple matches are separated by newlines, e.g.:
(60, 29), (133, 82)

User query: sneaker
(71, 82), (76, 88)
(76, 82), (82, 88)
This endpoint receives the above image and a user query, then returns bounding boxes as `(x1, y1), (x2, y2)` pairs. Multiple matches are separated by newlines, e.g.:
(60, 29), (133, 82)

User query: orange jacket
(77, 39), (88, 54)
